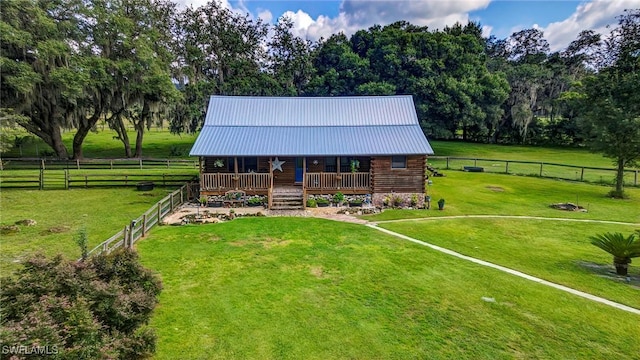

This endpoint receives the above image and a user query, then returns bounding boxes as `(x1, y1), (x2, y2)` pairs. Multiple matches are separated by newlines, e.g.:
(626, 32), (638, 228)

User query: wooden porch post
(234, 157), (239, 190)
(336, 156), (341, 190)
(268, 157), (274, 209)
(302, 157), (307, 208)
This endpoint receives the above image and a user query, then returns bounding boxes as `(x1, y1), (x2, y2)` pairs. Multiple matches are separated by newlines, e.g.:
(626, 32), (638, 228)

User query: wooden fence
(83, 183), (198, 259)
(0, 170), (197, 189)
(0, 157), (199, 171)
(429, 156), (639, 186)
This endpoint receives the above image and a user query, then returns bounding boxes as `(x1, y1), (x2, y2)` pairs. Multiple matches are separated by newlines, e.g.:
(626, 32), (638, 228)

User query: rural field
(2, 136), (640, 358)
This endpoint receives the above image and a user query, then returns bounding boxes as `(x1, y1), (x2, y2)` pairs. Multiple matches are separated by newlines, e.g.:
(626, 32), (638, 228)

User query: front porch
(199, 171), (371, 195)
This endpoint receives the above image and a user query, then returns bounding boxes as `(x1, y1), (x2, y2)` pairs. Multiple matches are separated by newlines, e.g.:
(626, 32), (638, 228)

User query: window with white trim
(391, 156), (407, 169)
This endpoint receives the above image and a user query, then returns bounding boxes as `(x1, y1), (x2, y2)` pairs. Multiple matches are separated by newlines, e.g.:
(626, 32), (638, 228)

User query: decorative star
(272, 157), (285, 172)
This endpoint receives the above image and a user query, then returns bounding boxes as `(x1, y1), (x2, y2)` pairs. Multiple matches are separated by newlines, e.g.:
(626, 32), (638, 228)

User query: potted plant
(208, 196), (223, 208)
(247, 196), (264, 207)
(306, 198), (317, 208)
(333, 192), (344, 206)
(316, 198), (330, 207)
(590, 231), (640, 275)
(437, 198), (445, 210)
(199, 196), (208, 207)
(350, 159), (360, 173)
(348, 199), (363, 207)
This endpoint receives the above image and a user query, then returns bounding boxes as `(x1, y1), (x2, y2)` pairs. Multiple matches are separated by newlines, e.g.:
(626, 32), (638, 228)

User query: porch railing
(305, 172), (370, 190)
(201, 173), (271, 191)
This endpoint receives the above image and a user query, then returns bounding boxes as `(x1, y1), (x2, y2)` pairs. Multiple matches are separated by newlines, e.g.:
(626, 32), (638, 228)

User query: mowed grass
(3, 126), (198, 159)
(0, 187), (174, 273)
(380, 219), (640, 309)
(138, 218), (640, 359)
(430, 140), (615, 168)
(363, 171), (640, 223)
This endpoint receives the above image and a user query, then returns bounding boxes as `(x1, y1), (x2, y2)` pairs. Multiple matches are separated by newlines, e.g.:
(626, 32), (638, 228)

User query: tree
(0, 0), (87, 159)
(268, 17), (314, 95)
(1, 249), (162, 358)
(578, 9), (640, 197)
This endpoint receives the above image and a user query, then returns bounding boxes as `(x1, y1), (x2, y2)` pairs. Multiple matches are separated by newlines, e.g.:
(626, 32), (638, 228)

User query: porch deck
(199, 172), (371, 195)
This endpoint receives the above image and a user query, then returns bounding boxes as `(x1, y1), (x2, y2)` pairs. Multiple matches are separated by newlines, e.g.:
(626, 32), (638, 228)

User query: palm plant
(590, 232), (640, 275)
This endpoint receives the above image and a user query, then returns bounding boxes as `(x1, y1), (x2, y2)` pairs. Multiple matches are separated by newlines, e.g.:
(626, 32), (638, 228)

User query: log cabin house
(190, 95), (434, 209)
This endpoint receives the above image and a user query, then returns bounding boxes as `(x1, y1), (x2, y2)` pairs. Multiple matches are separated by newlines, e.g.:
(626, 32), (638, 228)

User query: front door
(295, 157), (304, 183)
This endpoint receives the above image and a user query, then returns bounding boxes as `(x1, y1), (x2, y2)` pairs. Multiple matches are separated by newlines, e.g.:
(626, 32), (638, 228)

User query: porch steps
(271, 187), (304, 210)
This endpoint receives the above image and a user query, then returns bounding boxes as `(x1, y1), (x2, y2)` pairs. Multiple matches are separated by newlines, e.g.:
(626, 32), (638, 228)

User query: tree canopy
(1, 0), (639, 159)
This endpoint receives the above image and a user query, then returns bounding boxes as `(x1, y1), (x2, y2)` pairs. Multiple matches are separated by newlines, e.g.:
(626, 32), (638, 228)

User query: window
(325, 157), (337, 172)
(244, 157), (258, 172)
(391, 156), (406, 169)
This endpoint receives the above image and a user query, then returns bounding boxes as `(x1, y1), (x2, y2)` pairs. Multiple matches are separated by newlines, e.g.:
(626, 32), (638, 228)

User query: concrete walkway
(366, 224), (640, 315)
(374, 214), (640, 226)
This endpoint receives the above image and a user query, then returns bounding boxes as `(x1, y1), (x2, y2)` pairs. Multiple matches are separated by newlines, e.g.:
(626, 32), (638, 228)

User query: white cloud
(541, 1), (640, 52)
(481, 25), (493, 39)
(257, 9), (273, 24)
(277, 0), (491, 41)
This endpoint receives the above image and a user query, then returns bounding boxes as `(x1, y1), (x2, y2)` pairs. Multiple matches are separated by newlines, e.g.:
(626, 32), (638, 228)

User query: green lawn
(379, 218), (640, 309)
(0, 187), (174, 273)
(363, 171), (640, 223)
(3, 126), (198, 159)
(138, 218), (640, 359)
(430, 140), (614, 168)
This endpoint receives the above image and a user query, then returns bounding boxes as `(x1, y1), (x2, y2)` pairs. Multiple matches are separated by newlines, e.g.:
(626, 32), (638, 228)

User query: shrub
(306, 198), (317, 208)
(333, 192), (344, 203)
(1, 249), (162, 359)
(392, 195), (403, 208)
(590, 232), (640, 275)
(316, 198), (329, 205)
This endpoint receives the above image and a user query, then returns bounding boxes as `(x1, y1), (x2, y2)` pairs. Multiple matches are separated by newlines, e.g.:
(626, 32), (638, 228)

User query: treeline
(1, 0), (639, 159)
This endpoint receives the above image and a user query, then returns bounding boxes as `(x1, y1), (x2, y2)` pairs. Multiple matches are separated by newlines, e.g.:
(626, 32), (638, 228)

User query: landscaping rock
(1, 225), (20, 234)
(550, 203), (587, 212)
(15, 219), (37, 226)
(481, 297), (496, 303)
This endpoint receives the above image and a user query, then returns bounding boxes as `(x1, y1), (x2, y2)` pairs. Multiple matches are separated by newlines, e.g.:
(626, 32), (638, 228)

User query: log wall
(371, 155), (426, 193)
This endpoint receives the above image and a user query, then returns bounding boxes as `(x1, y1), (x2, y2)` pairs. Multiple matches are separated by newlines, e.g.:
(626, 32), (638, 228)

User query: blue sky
(180, 0), (640, 51)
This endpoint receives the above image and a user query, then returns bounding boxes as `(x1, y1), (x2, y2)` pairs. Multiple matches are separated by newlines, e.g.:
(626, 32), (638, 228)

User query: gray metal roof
(190, 96), (434, 156)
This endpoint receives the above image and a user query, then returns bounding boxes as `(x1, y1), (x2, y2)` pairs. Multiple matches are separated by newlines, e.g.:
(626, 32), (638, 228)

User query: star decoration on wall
(272, 157), (285, 172)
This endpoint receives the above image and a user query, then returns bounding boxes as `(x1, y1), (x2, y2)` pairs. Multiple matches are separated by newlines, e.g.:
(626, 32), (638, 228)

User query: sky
(177, 0), (640, 52)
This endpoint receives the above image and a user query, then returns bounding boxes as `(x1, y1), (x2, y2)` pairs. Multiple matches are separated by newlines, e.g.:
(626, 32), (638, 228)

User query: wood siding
(371, 155), (426, 193)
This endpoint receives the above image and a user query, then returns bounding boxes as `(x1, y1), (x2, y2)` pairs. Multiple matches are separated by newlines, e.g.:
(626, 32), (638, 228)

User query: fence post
(139, 159), (143, 170)
(41, 159), (45, 170)
(446, 157), (450, 170)
(110, 160), (113, 170)
(505, 161), (509, 174)
(85, 175), (88, 188)
(635, 170), (638, 186)
(180, 188), (184, 205)
(580, 168), (585, 182)
(142, 214), (147, 237)
(76, 158), (80, 170)
(39, 169), (44, 190)
(170, 193), (174, 211)
(123, 226), (128, 249)
(474, 158), (477, 167)
(539, 162), (543, 177)
(167, 159), (170, 169)
(157, 201), (162, 221)
(128, 223), (134, 248)
(64, 169), (69, 190)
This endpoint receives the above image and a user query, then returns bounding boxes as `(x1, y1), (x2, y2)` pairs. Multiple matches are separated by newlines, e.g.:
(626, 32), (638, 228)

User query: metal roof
(203, 95), (419, 126)
(190, 96), (434, 156)
(190, 126), (433, 156)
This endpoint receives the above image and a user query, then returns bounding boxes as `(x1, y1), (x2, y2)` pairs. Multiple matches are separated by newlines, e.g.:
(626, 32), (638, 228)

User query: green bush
(0, 249), (162, 359)
(306, 198), (317, 208)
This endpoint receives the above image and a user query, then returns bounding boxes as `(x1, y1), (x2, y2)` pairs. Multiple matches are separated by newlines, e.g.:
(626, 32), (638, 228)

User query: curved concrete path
(373, 214), (640, 226)
(365, 222), (640, 315)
